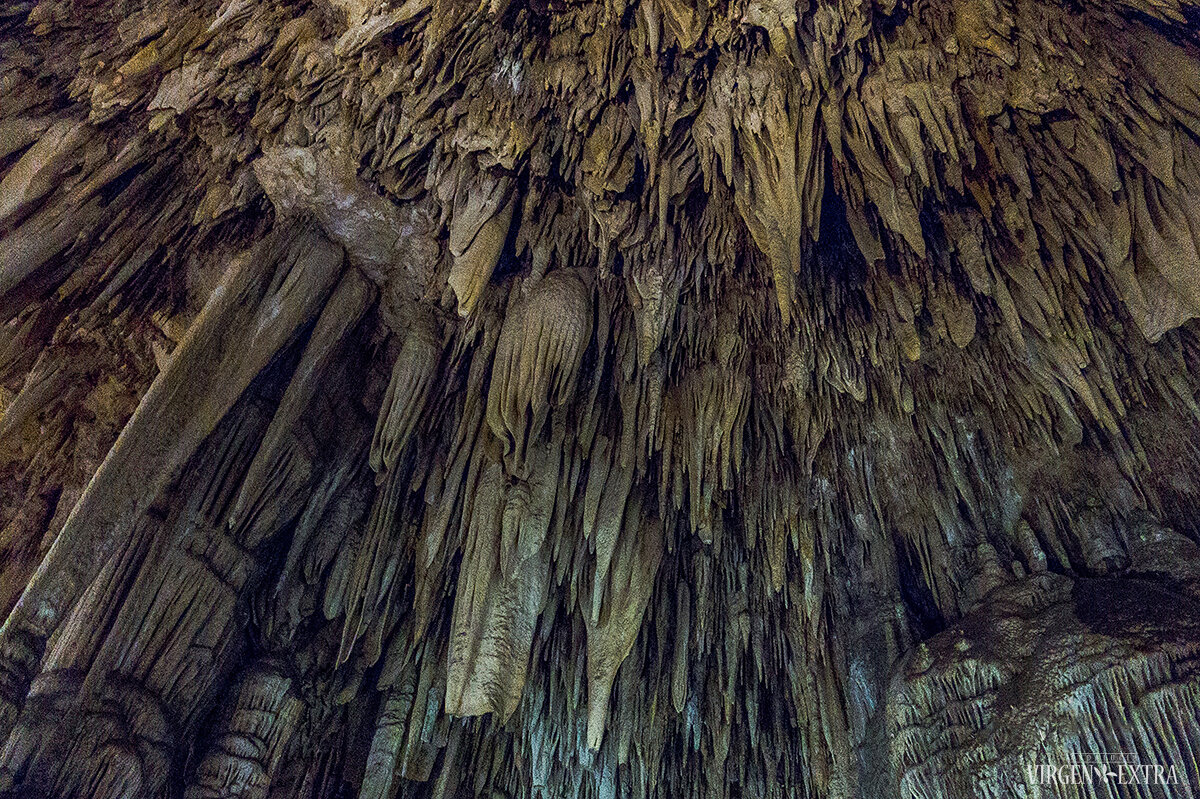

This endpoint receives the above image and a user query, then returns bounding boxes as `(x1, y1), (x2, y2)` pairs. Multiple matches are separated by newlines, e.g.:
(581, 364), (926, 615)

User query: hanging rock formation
(1, 0), (1200, 797)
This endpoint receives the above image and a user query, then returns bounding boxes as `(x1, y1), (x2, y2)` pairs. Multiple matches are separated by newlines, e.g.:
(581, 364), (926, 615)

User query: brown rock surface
(1, 0), (1200, 796)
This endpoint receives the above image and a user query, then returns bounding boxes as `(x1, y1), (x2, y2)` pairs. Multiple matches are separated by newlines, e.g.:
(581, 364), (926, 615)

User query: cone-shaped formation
(2, 0), (1200, 796)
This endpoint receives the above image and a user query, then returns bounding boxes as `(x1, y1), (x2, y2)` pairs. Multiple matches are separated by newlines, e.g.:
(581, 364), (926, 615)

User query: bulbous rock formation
(1, 0), (1200, 796)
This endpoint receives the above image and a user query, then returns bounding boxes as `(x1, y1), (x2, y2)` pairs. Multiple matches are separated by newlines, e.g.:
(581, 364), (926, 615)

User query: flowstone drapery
(2, 0), (1200, 796)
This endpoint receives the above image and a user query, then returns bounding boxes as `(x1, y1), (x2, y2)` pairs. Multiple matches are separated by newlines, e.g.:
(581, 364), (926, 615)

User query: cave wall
(2, 0), (1200, 796)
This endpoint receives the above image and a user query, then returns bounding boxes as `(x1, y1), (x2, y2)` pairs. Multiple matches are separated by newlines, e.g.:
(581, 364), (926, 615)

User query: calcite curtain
(1, 0), (1200, 796)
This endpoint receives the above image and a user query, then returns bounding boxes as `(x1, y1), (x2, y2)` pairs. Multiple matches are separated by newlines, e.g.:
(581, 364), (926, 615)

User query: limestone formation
(1, 0), (1200, 796)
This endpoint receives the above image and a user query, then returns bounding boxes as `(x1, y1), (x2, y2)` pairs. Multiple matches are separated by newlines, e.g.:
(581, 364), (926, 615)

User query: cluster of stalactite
(2, 0), (1200, 796)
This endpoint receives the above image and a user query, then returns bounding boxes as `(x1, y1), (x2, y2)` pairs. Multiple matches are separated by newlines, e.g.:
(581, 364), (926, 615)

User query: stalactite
(185, 660), (303, 799)
(2, 0), (1200, 797)
(486, 269), (592, 476)
(0, 223), (344, 737)
(448, 172), (517, 318)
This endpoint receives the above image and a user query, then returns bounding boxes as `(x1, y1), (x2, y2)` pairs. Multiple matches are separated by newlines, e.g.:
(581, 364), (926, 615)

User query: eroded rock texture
(2, 0), (1200, 796)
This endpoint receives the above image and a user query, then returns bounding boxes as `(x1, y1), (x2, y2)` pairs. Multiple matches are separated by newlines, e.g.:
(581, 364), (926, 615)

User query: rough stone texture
(1, 0), (1200, 797)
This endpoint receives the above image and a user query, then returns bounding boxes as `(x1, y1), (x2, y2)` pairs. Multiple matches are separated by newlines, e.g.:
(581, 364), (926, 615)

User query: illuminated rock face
(1, 0), (1200, 796)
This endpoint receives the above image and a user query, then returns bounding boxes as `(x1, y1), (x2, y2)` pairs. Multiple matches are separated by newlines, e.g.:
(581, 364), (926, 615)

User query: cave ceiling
(1, 0), (1200, 796)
